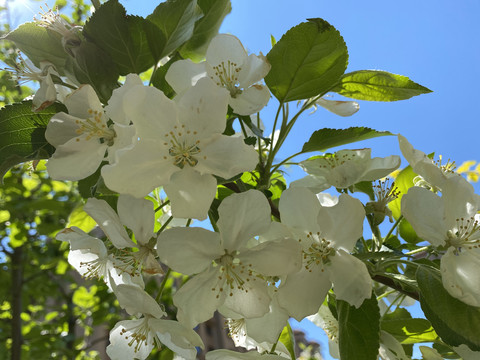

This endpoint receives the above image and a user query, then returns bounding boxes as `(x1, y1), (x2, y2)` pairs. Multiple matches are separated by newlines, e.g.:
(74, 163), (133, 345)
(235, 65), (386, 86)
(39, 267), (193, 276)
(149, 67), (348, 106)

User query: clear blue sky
(9, 1), (480, 358)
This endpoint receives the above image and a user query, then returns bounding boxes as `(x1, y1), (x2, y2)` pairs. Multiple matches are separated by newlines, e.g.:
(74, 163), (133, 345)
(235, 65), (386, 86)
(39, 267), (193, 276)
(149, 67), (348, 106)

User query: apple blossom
(402, 175), (480, 306)
(291, 148), (400, 193)
(157, 190), (302, 328)
(313, 97), (360, 117)
(205, 350), (287, 360)
(276, 187), (371, 320)
(166, 33), (271, 115)
(101, 77), (258, 220)
(107, 284), (203, 360)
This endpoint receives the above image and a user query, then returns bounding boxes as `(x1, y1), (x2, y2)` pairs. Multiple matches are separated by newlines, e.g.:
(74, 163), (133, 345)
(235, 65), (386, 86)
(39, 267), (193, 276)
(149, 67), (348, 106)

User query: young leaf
(301, 127), (392, 153)
(4, 22), (68, 74)
(337, 293), (380, 360)
(0, 101), (66, 182)
(332, 70), (432, 101)
(83, 0), (162, 75)
(179, 0), (232, 61)
(279, 323), (296, 360)
(265, 18), (348, 102)
(147, 0), (203, 58)
(416, 266), (480, 351)
(381, 307), (438, 344)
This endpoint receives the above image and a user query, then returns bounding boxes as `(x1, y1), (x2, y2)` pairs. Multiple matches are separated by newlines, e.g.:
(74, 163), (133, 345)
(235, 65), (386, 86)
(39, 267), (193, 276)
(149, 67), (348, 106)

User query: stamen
(166, 126), (203, 168)
(75, 109), (115, 144)
(302, 232), (335, 271)
(447, 216), (480, 254)
(210, 60), (243, 97)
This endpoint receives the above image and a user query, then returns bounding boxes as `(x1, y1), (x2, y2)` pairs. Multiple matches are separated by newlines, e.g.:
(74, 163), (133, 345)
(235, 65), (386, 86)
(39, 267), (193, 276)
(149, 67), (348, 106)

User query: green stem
(154, 200), (170, 213)
(156, 216), (173, 236)
(404, 246), (430, 256)
(384, 215), (403, 242)
(155, 268), (171, 302)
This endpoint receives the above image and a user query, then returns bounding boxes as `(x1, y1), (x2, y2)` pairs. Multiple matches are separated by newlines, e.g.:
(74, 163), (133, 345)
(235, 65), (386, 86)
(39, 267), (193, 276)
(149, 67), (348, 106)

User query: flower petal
(64, 84), (103, 119)
(276, 266), (331, 321)
(229, 84), (271, 115)
(217, 190), (271, 251)
(157, 227), (223, 275)
(45, 112), (82, 147)
(326, 250), (372, 308)
(84, 197), (134, 249)
(164, 168), (217, 220)
(105, 73), (144, 125)
(441, 248), (480, 307)
(165, 59), (207, 94)
(114, 284), (165, 318)
(222, 280), (271, 319)
(206, 34), (247, 71)
(174, 266), (226, 328)
(117, 194), (154, 246)
(46, 136), (107, 181)
(401, 187), (447, 247)
(196, 134), (258, 179)
(237, 53), (271, 88)
(106, 319), (154, 360)
(316, 98), (360, 117)
(279, 187), (322, 232)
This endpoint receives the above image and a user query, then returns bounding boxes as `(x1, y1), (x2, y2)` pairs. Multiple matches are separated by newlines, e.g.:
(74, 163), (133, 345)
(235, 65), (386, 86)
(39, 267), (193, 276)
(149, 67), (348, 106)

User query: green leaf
(337, 293), (380, 360)
(381, 307), (438, 344)
(301, 127), (392, 153)
(265, 18), (348, 102)
(279, 322), (296, 360)
(66, 205), (96, 233)
(0, 101), (66, 182)
(151, 53), (183, 98)
(179, 0), (231, 61)
(332, 70), (432, 101)
(416, 266), (480, 351)
(69, 41), (119, 102)
(148, 0), (203, 58)
(4, 22), (68, 74)
(83, 0), (163, 75)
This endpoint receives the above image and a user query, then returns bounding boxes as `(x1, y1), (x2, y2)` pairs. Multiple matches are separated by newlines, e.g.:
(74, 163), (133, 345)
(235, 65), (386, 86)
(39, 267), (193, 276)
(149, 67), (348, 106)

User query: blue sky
(8, 0), (480, 358)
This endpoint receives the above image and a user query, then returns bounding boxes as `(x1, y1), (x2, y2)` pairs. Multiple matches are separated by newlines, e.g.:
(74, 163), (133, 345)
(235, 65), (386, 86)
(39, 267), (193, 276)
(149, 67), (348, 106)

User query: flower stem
(155, 268), (171, 302)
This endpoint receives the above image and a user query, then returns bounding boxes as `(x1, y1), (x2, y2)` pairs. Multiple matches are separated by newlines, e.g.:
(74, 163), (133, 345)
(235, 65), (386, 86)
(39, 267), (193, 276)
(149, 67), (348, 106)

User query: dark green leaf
(180, 0), (231, 61)
(151, 53), (183, 98)
(4, 22), (68, 74)
(332, 70), (432, 101)
(70, 41), (119, 102)
(83, 0), (161, 75)
(302, 127), (392, 153)
(265, 18), (348, 102)
(337, 293), (380, 360)
(381, 307), (438, 344)
(279, 322), (296, 360)
(147, 0), (203, 58)
(0, 101), (66, 181)
(416, 266), (480, 351)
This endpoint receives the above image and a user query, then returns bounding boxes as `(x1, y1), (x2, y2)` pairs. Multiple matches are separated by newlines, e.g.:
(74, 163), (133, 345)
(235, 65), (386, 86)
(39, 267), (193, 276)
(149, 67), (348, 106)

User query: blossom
(291, 149), (401, 193)
(45, 75), (140, 180)
(101, 77), (258, 220)
(276, 187), (371, 320)
(107, 284), (203, 360)
(156, 190), (302, 328)
(312, 97), (360, 117)
(166, 34), (271, 115)
(401, 175), (480, 306)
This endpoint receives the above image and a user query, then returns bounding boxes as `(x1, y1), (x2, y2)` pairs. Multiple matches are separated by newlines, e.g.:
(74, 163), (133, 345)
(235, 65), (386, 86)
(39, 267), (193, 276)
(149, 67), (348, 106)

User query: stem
(154, 200), (170, 213)
(156, 216), (173, 236)
(155, 268), (171, 302)
(405, 246), (430, 256)
(384, 215), (403, 243)
(372, 274), (419, 301)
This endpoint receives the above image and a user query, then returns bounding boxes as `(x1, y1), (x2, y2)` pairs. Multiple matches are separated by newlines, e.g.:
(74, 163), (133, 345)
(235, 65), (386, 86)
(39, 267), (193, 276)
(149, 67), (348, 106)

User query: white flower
(45, 75), (140, 180)
(291, 149), (401, 193)
(166, 34), (271, 116)
(107, 284), (203, 360)
(398, 134), (458, 191)
(156, 190), (302, 328)
(101, 77), (258, 220)
(402, 175), (480, 306)
(56, 227), (144, 290)
(276, 187), (371, 320)
(313, 97), (360, 117)
(453, 344), (480, 360)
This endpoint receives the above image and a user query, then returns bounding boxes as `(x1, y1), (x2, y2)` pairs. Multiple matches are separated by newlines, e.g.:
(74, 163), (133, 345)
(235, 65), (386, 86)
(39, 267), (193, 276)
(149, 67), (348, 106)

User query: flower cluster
(5, 3), (480, 359)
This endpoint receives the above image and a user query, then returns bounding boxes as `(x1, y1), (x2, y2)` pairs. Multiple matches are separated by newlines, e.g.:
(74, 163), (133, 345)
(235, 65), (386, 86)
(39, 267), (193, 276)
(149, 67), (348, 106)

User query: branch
(372, 274), (419, 301)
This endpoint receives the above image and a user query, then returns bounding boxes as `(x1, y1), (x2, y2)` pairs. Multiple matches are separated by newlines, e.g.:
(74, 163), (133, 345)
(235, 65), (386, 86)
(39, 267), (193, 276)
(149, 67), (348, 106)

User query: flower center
(211, 60), (243, 98)
(5, 54), (45, 84)
(211, 250), (255, 297)
(446, 216), (480, 254)
(79, 256), (109, 280)
(75, 109), (115, 145)
(300, 232), (335, 271)
(226, 318), (246, 343)
(164, 125), (204, 169)
(319, 152), (357, 170)
(120, 318), (161, 354)
(373, 179), (399, 207)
